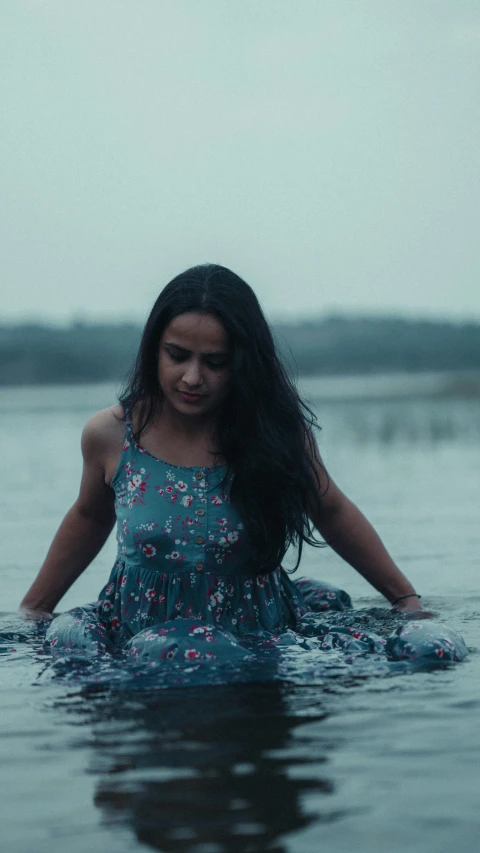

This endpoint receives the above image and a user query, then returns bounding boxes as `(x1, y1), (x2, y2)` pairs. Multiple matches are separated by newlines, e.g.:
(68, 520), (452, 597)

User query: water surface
(1, 380), (479, 853)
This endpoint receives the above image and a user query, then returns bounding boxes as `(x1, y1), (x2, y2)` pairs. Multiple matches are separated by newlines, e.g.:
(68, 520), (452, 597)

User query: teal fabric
(96, 412), (307, 640)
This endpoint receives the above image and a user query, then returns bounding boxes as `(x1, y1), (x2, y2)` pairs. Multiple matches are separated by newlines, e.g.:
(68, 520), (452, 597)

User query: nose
(182, 359), (203, 388)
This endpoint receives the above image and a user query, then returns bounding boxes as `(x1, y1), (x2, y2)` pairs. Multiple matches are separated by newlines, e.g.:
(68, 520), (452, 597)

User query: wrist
(390, 592), (422, 608)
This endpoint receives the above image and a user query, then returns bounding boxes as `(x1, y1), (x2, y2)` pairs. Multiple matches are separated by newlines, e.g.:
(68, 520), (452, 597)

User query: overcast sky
(1, 1), (479, 324)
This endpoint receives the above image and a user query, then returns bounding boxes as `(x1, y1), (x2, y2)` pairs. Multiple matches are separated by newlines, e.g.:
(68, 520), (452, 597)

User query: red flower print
(176, 481), (187, 492)
(211, 495), (223, 506)
(111, 617), (121, 631)
(435, 648), (444, 657)
(159, 593), (165, 603)
(165, 485), (173, 493)
(185, 648), (200, 660)
(142, 544), (157, 558)
(121, 575), (127, 587)
(102, 600), (113, 611)
(146, 588), (156, 600)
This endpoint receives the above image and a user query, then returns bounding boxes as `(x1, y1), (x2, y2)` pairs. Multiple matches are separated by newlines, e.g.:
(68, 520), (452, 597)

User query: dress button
(195, 471), (204, 481)
(196, 508), (205, 517)
(195, 562), (204, 572)
(195, 535), (204, 545)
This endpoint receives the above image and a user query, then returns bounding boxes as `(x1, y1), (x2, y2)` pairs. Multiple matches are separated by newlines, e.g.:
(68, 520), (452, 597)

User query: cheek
(157, 357), (176, 386)
(213, 371), (231, 396)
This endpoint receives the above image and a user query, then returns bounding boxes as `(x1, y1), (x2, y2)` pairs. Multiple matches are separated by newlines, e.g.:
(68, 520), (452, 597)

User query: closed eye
(165, 346), (228, 369)
(167, 350), (187, 363)
(205, 359), (229, 370)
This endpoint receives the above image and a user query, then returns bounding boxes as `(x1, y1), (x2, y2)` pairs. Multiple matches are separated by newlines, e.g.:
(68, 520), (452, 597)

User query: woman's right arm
(19, 409), (121, 618)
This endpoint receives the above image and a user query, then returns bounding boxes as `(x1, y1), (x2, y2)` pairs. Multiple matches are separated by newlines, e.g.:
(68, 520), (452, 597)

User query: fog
(1, 1), (479, 323)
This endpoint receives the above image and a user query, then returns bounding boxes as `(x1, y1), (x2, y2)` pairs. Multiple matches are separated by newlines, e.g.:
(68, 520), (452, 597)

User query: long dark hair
(120, 264), (326, 573)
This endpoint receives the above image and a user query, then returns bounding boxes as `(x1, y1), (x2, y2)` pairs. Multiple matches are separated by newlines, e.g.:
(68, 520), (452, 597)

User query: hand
(19, 607), (53, 622)
(391, 596), (434, 619)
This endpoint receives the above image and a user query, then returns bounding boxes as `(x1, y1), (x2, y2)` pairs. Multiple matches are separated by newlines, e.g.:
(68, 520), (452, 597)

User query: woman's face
(157, 311), (231, 418)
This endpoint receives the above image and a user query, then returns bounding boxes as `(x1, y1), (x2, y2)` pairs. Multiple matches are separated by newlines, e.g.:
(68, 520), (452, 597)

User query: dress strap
(123, 407), (134, 442)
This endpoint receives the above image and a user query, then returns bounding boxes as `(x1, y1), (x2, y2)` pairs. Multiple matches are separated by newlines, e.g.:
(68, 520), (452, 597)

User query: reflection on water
(312, 398), (480, 445)
(57, 684), (332, 853)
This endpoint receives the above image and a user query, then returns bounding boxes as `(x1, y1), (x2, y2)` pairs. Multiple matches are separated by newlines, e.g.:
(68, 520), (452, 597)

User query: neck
(157, 401), (219, 443)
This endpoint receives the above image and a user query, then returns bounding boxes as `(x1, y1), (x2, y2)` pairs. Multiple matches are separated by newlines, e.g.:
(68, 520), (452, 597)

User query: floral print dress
(45, 413), (468, 672)
(94, 411), (309, 641)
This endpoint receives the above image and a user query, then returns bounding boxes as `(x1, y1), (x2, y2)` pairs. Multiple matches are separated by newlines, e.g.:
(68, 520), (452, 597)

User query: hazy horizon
(1, 1), (479, 324)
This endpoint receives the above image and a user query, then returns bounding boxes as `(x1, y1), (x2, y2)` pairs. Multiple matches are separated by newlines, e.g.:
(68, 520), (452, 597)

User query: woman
(20, 264), (429, 659)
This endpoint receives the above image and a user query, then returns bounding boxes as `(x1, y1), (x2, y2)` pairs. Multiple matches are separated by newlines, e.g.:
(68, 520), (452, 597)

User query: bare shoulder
(81, 405), (125, 462)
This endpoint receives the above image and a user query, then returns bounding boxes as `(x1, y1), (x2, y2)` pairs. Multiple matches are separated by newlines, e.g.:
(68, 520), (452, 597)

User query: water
(1, 380), (480, 853)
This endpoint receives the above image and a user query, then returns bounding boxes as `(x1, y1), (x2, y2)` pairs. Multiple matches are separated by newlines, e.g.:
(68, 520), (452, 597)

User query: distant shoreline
(2, 316), (480, 387)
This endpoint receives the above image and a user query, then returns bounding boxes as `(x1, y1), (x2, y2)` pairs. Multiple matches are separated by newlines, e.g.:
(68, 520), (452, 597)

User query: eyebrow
(163, 342), (228, 357)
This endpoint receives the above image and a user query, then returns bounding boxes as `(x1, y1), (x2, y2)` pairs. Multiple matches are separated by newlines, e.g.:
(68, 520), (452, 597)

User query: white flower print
(176, 481), (188, 492)
(181, 495), (193, 507)
(227, 531), (239, 543)
(210, 591), (224, 606)
(146, 588), (156, 600)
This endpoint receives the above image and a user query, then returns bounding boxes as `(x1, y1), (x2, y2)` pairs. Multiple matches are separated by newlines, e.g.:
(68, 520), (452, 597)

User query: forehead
(161, 312), (229, 351)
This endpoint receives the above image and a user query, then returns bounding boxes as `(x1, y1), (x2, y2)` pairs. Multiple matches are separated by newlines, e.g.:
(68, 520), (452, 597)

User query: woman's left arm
(308, 447), (426, 614)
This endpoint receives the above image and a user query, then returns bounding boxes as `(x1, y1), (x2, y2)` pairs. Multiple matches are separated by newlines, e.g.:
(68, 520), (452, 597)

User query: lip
(177, 390), (205, 404)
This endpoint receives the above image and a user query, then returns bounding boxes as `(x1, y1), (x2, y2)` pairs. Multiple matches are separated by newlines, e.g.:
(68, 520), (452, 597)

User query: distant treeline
(1, 316), (480, 386)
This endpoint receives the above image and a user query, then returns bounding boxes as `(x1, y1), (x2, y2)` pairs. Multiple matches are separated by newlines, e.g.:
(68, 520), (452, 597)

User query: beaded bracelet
(391, 593), (422, 606)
